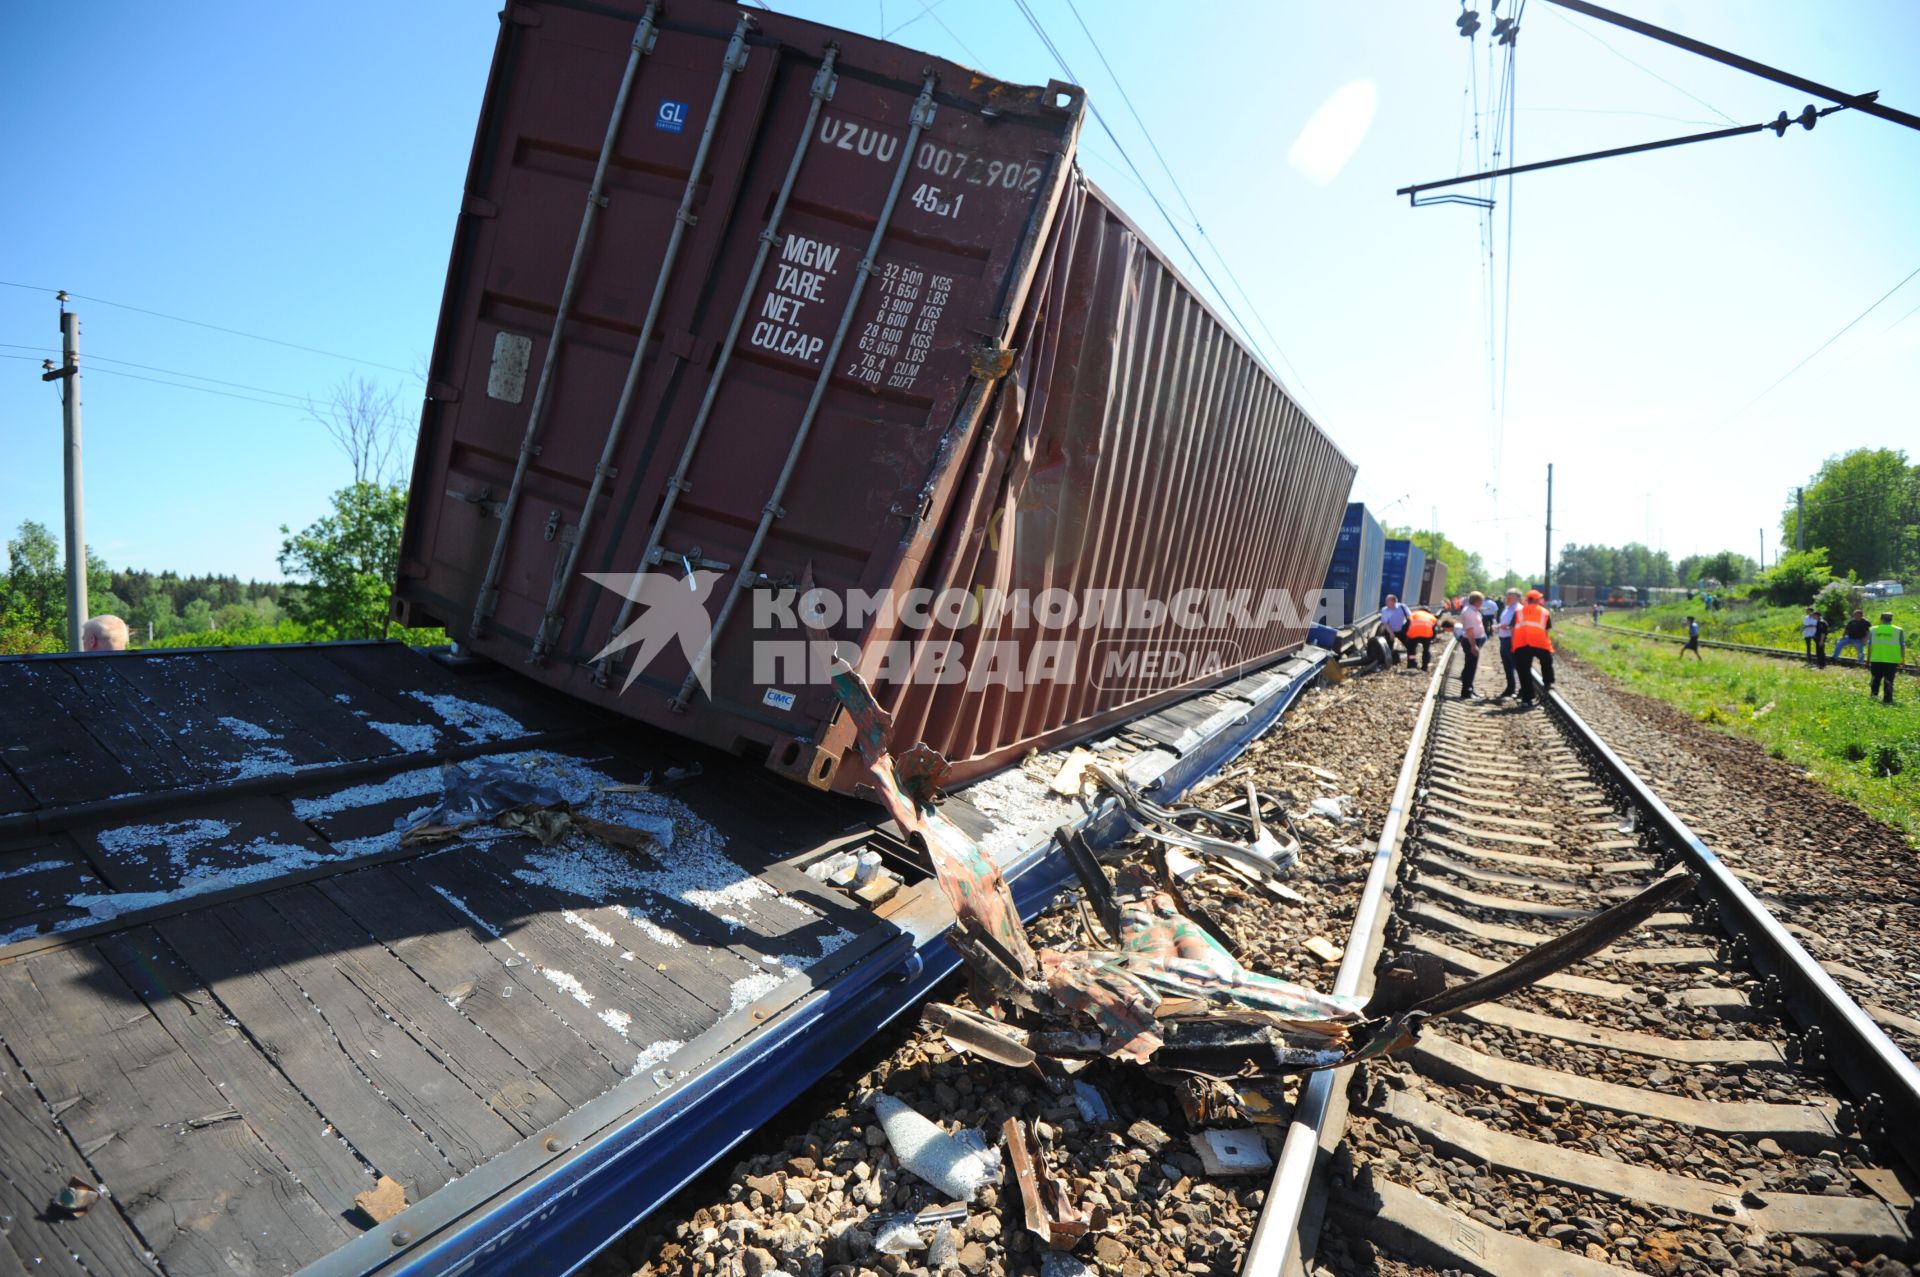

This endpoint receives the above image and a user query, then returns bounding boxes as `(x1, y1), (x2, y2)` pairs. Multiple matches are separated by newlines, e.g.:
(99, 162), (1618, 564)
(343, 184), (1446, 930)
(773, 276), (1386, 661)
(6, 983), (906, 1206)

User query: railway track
(1594, 619), (1920, 677)
(1256, 648), (1920, 1277)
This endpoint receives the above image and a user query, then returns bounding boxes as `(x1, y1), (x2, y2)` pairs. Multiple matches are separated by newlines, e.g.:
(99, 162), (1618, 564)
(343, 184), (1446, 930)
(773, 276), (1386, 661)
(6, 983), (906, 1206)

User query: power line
(0, 279), (415, 376)
(1497, 105), (1722, 126)
(884, 0), (949, 39)
(1538, 3), (1739, 125)
(1059, 0), (1320, 418)
(1734, 264), (1920, 415)
(6, 338), (353, 405)
(81, 353), (313, 405)
(58, 363), (314, 413)
(906, 0), (988, 71)
(85, 366), (315, 412)
(1496, 0), (1526, 493)
(1011, 0), (1322, 415)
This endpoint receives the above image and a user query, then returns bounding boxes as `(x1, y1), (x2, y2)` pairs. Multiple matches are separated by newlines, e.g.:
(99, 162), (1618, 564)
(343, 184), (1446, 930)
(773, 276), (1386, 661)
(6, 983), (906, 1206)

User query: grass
(1556, 624), (1920, 847)
(1598, 594), (1919, 650)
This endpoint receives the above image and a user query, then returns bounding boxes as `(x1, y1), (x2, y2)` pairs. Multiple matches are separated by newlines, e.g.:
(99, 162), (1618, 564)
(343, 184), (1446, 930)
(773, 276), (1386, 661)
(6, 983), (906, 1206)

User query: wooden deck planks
(74, 795), (338, 895)
(153, 906), (468, 1198)
(0, 837), (102, 936)
(30, 662), (202, 797)
(399, 853), (729, 1045)
(455, 837), (770, 998)
(0, 1046), (159, 1277)
(213, 649), (411, 763)
(318, 865), (627, 1108)
(260, 884), (575, 1136)
(94, 928), (378, 1214)
(164, 897), (524, 1172)
(0, 944), (355, 1274)
(0, 665), (144, 806)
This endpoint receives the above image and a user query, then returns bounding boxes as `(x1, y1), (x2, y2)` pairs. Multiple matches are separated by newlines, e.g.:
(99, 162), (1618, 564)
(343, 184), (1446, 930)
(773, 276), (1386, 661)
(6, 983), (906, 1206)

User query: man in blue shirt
(1380, 594), (1411, 667)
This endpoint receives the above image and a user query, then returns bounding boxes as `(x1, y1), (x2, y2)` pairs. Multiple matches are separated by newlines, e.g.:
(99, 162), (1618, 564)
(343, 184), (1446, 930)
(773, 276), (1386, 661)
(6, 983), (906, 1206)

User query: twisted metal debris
(830, 666), (1690, 1080)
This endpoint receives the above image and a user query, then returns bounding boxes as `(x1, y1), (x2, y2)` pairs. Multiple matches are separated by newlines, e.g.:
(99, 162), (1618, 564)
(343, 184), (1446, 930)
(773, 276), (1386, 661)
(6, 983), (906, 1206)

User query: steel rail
(1241, 642), (1455, 1277)
(1594, 618), (1920, 676)
(1545, 687), (1920, 1146)
(1246, 647), (1920, 1276)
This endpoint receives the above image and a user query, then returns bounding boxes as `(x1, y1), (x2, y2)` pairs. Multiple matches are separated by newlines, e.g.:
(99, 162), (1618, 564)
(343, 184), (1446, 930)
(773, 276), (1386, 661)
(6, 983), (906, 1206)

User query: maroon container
(395, 0), (1354, 799)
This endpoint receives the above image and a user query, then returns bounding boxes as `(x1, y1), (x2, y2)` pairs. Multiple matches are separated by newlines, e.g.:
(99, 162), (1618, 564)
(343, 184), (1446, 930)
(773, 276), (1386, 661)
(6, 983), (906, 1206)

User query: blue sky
(3, 1), (1916, 583)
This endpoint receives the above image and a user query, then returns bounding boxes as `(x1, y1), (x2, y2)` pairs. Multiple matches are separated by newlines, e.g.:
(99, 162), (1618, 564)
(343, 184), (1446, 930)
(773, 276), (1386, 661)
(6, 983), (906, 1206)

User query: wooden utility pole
(39, 293), (86, 651)
(1543, 463), (1554, 598)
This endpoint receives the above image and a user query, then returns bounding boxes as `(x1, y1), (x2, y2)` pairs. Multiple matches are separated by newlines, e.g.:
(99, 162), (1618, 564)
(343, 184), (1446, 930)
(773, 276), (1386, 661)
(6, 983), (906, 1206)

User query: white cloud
(1288, 81), (1378, 186)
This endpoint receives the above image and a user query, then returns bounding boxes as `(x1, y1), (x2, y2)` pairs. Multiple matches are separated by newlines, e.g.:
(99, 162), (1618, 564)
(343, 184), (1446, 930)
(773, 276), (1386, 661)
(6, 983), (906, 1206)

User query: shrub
(1814, 579), (1863, 629)
(1758, 549), (1839, 607)
(1871, 743), (1905, 778)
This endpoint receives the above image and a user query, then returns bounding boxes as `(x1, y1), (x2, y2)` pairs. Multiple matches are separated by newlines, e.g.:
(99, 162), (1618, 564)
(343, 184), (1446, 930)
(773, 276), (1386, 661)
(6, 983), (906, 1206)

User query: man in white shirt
(1380, 595), (1411, 666)
(1494, 587), (1522, 701)
(1455, 590), (1486, 698)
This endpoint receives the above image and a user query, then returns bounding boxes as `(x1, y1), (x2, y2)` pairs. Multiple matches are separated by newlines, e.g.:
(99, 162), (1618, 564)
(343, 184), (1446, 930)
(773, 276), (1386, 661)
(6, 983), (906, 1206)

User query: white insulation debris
(406, 692), (526, 742)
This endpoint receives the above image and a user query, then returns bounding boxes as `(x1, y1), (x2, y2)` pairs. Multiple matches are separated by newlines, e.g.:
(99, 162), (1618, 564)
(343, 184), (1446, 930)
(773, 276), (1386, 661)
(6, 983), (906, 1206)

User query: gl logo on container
(656, 99), (688, 133)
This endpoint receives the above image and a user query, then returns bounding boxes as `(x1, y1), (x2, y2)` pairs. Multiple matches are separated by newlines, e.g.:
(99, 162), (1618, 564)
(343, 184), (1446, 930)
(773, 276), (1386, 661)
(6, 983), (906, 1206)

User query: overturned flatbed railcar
(0, 638), (1328, 1277)
(394, 0), (1354, 800)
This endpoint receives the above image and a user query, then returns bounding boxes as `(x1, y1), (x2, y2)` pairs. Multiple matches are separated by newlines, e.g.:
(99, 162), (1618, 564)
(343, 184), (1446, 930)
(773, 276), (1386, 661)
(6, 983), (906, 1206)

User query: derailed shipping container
(396, 0), (1355, 799)
(1321, 501), (1384, 627)
(1421, 558), (1448, 609)
(1380, 538), (1423, 610)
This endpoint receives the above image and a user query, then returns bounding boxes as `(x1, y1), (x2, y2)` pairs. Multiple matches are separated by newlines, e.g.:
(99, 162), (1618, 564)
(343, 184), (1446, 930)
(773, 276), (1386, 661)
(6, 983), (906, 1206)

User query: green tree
(137, 590), (179, 641)
(1386, 526), (1489, 593)
(278, 482), (408, 640)
(182, 598), (215, 634)
(4, 520), (63, 635)
(1782, 448), (1917, 583)
(1759, 547), (1838, 606)
(1693, 550), (1755, 587)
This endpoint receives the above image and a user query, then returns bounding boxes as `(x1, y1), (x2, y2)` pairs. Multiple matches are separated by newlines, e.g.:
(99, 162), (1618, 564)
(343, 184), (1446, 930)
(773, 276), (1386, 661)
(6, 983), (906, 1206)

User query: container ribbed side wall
(879, 175), (1355, 785)
(1322, 502), (1384, 626)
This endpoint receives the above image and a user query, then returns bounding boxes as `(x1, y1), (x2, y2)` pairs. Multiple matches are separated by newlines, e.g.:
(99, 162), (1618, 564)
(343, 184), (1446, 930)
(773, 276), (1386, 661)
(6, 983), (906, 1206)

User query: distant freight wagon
(394, 0), (1355, 798)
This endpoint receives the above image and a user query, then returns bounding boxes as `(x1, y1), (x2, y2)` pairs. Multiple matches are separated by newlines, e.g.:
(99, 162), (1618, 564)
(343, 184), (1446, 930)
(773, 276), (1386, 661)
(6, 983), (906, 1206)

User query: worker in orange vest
(1403, 604), (1438, 671)
(1511, 589), (1555, 706)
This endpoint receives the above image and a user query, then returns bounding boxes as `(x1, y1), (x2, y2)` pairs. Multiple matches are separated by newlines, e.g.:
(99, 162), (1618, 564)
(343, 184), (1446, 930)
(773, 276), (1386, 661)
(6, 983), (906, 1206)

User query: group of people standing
(1671, 604), (1902, 704)
(1379, 588), (1556, 705)
(1812, 605), (1907, 704)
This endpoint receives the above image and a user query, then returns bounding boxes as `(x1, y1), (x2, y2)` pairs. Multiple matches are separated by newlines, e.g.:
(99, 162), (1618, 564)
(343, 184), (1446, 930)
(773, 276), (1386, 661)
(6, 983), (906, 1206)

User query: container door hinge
(462, 194), (500, 218)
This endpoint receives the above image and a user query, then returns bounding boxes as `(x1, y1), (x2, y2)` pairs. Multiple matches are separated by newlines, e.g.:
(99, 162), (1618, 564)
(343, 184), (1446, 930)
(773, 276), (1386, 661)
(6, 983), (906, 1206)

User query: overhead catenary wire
(1056, 0), (1317, 413)
(1009, 0), (1324, 417)
(1732, 264), (1920, 417)
(1537, 2), (1739, 125)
